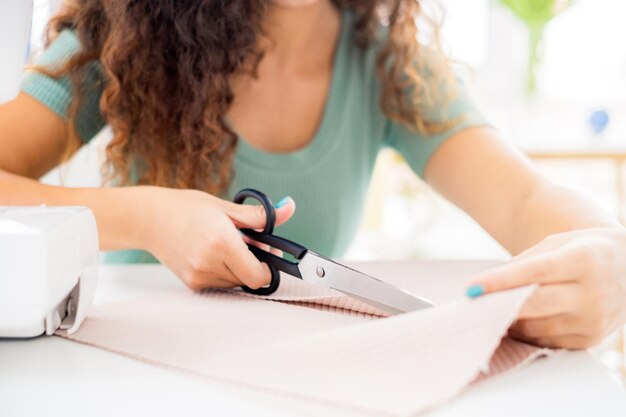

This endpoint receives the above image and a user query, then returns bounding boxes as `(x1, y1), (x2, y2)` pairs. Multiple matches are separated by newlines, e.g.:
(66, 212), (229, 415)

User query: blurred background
(31, 0), (626, 385)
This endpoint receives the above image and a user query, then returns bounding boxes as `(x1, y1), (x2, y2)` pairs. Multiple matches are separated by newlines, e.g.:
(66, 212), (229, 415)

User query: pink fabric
(56, 261), (552, 416)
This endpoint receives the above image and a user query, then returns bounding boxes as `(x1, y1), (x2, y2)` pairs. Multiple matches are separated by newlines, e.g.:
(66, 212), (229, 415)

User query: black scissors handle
(233, 189), (307, 296)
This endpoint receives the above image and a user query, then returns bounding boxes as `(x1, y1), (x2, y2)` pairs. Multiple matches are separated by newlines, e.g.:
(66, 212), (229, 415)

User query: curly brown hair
(41, 0), (454, 195)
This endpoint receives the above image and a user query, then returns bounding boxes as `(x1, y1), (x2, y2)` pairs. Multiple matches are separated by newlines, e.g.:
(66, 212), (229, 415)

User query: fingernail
(274, 196), (290, 209)
(466, 285), (485, 298)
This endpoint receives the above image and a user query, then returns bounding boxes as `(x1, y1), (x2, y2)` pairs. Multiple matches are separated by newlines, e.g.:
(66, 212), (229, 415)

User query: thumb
(224, 196), (296, 230)
(274, 196), (296, 227)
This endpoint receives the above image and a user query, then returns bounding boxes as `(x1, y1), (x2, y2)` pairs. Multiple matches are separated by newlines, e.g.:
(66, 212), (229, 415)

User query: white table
(1, 264), (625, 417)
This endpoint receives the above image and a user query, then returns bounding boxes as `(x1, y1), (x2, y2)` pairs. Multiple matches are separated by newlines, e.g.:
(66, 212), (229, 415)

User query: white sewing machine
(0, 1), (99, 337)
(0, 207), (99, 337)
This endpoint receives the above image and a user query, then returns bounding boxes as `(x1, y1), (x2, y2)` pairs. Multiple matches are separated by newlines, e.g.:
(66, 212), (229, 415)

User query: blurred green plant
(497, 0), (574, 97)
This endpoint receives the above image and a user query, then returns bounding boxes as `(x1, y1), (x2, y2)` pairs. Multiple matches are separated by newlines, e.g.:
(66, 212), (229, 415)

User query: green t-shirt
(21, 11), (487, 263)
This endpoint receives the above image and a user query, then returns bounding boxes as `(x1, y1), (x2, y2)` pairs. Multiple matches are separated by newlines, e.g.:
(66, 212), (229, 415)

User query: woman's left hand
(466, 228), (626, 349)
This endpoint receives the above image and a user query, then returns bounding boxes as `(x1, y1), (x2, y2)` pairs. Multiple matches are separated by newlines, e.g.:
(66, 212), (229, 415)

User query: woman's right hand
(138, 187), (296, 291)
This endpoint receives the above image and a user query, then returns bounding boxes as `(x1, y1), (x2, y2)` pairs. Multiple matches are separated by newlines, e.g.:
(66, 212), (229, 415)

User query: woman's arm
(0, 93), (146, 250)
(0, 93), (295, 290)
(424, 127), (626, 349)
(1, 93), (69, 179)
(424, 127), (619, 253)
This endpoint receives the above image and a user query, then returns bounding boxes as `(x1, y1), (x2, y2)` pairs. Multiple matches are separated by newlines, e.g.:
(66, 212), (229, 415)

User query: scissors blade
(297, 252), (434, 315)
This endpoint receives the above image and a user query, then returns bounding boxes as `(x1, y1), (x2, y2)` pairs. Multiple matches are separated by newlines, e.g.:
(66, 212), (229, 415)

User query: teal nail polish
(274, 197), (290, 209)
(466, 285), (485, 298)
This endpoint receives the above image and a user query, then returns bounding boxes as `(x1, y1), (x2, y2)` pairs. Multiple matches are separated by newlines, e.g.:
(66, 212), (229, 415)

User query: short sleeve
(21, 30), (106, 143)
(383, 81), (489, 178)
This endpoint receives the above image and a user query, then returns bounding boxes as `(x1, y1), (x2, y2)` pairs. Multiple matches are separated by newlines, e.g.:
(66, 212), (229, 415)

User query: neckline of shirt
(234, 10), (352, 174)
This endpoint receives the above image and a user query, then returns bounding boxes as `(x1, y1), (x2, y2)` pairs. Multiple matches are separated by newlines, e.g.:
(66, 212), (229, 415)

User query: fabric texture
(57, 262), (553, 416)
(21, 11), (488, 262)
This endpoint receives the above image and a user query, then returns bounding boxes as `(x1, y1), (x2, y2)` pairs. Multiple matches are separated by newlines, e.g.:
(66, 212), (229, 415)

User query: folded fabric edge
(413, 285), (541, 417)
(477, 285), (539, 374)
(473, 339), (557, 385)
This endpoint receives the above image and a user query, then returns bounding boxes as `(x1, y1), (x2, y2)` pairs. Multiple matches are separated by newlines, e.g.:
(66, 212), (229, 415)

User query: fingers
(185, 227), (272, 290)
(221, 196), (292, 269)
(516, 283), (581, 319)
(187, 245), (271, 290)
(173, 192), (292, 292)
(510, 330), (594, 350)
(223, 201), (268, 229)
(273, 197), (296, 227)
(511, 314), (579, 340)
(184, 263), (242, 290)
(242, 235), (283, 257)
(222, 235), (272, 289)
(532, 335), (594, 350)
(222, 197), (296, 230)
(466, 253), (579, 296)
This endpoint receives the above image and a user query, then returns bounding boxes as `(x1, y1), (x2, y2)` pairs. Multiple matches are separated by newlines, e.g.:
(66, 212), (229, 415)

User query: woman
(1, 0), (625, 349)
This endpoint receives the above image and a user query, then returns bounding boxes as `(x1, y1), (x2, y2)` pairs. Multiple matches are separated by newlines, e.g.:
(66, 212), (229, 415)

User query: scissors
(233, 188), (434, 315)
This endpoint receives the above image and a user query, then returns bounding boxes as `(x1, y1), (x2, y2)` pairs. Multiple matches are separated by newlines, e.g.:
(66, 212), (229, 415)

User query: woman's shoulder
(21, 29), (107, 143)
(32, 30), (84, 69)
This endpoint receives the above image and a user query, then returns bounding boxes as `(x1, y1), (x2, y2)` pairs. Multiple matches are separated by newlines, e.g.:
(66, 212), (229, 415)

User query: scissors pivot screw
(316, 267), (326, 278)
